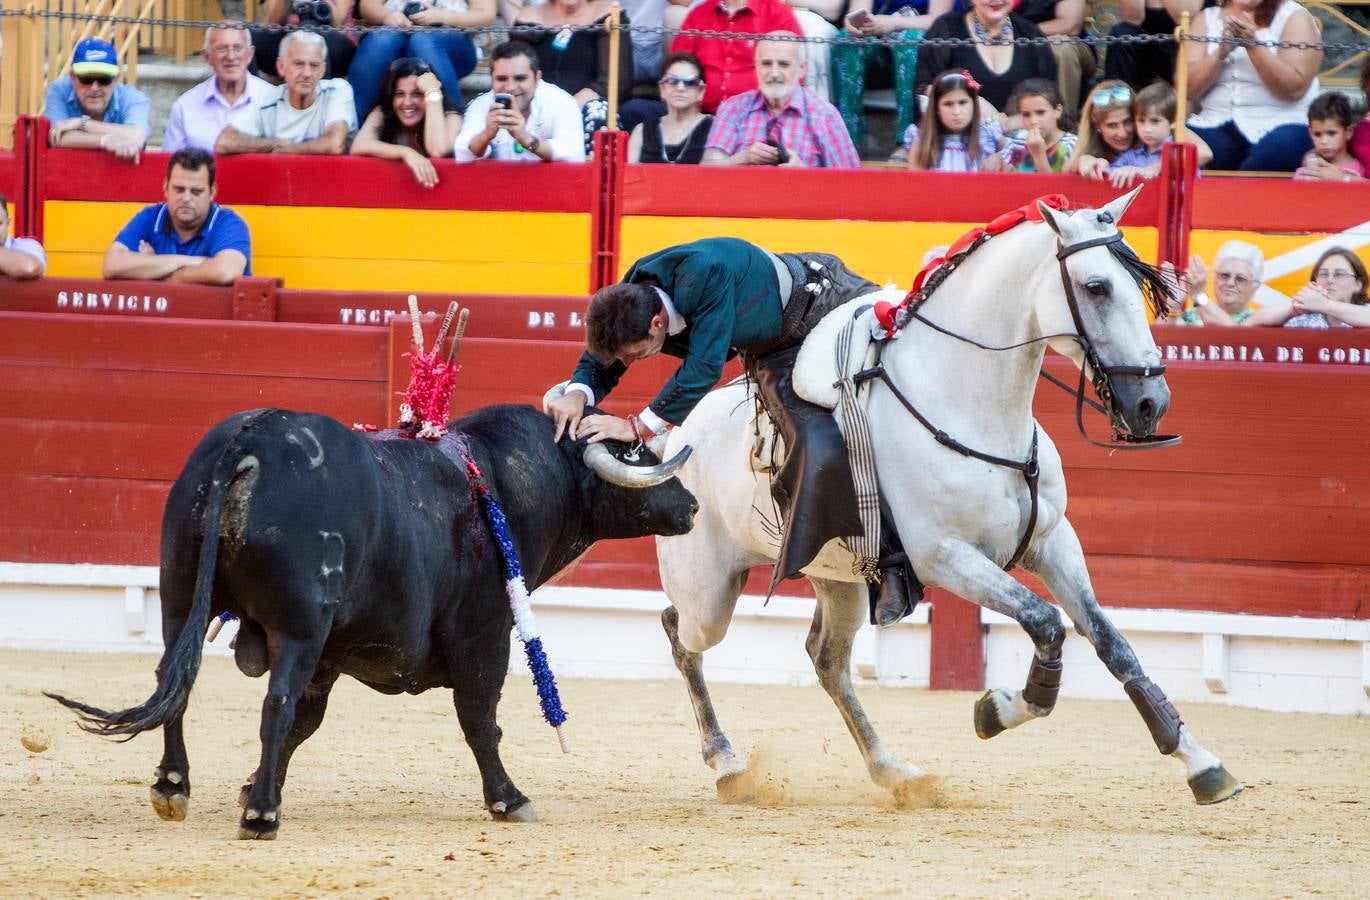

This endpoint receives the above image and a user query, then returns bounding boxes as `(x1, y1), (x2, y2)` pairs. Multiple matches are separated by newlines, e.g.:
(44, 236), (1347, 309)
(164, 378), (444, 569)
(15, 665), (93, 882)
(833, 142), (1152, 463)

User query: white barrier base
(2, 562), (1367, 714)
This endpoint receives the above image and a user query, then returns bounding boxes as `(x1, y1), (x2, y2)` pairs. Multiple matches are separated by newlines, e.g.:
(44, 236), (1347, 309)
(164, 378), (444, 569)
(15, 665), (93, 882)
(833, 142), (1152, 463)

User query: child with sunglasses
(1064, 80), (1137, 179)
(43, 38), (149, 162)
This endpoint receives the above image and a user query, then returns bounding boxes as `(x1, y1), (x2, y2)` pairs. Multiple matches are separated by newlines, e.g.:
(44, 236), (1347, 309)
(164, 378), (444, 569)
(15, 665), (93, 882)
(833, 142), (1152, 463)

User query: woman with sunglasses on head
(914, 0), (1057, 116)
(1248, 247), (1370, 328)
(628, 53), (712, 164)
(1184, 0), (1322, 171)
(1064, 79), (1138, 178)
(351, 58), (462, 187)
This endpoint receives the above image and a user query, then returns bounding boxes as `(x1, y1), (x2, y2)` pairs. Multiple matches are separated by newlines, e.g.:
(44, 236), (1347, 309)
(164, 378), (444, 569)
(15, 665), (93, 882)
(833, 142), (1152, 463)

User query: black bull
(48, 405), (697, 838)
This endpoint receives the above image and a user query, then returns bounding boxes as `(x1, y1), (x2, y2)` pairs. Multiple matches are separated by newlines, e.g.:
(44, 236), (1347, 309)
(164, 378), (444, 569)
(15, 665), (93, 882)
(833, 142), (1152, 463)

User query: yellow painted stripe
(622, 216), (1159, 289)
(43, 201), (591, 294)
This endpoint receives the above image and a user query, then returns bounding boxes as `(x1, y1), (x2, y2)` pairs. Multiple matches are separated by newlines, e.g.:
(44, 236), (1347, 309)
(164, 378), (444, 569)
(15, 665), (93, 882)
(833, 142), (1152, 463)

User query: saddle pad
(793, 287), (902, 409)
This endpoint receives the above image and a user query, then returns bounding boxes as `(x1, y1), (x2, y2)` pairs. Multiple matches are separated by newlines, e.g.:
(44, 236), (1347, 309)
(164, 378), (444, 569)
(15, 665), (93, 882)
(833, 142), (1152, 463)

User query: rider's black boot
(868, 552), (925, 628)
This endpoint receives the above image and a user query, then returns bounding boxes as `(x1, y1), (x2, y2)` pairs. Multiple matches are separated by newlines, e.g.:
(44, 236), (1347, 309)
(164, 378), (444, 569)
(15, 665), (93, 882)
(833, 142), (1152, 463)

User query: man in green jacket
(544, 237), (917, 626)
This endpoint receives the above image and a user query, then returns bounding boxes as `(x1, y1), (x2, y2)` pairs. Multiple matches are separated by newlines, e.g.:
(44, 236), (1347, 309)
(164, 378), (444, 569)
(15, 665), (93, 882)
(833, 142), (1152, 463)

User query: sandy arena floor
(3, 648), (1368, 898)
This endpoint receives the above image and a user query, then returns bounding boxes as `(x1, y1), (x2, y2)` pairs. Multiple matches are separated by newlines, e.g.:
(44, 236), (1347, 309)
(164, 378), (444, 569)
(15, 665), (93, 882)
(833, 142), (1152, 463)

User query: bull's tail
(46, 442), (245, 741)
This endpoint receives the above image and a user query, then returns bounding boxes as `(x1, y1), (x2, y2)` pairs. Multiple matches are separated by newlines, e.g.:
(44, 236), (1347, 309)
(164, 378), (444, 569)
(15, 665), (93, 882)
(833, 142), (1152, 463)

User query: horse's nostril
(1138, 398), (1156, 422)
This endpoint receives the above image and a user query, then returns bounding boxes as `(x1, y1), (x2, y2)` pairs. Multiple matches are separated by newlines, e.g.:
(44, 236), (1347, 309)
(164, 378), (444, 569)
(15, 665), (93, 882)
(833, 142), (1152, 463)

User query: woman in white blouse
(1184, 0), (1322, 171)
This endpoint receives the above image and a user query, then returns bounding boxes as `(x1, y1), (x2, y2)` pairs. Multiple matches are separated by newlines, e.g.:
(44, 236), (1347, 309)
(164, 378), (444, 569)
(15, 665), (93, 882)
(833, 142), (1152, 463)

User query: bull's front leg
(443, 619), (536, 823)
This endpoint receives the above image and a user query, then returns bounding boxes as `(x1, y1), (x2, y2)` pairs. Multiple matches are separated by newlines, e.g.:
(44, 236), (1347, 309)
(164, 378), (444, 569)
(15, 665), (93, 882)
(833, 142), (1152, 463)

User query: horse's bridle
(853, 224), (1179, 571)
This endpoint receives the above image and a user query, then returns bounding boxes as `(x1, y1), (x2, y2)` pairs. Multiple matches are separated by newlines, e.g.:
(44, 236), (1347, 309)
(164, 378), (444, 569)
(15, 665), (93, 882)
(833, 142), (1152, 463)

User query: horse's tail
(46, 439), (243, 740)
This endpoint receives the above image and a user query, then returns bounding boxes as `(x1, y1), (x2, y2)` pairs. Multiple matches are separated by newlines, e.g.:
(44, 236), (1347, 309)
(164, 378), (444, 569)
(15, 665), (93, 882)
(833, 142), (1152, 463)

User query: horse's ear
(1100, 186), (1144, 225)
(1037, 200), (1068, 238)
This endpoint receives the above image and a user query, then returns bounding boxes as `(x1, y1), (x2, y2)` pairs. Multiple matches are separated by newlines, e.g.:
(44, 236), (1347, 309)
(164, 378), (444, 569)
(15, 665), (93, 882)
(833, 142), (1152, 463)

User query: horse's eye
(1084, 279), (1110, 297)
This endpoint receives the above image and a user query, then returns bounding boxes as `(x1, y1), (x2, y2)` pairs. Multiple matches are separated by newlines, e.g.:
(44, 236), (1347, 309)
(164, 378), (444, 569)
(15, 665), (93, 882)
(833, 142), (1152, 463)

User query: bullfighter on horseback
(543, 236), (917, 626)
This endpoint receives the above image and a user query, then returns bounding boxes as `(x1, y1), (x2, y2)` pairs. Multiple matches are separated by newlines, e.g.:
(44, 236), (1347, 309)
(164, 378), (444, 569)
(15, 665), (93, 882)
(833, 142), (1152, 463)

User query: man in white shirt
(0, 194), (46, 280)
(215, 30), (357, 155)
(454, 41), (585, 163)
(163, 22), (275, 153)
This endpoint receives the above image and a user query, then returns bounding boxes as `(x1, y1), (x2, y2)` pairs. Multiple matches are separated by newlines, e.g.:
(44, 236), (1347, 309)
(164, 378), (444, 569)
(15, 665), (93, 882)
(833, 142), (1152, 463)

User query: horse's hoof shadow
(1189, 765), (1244, 805)
(973, 689), (1010, 740)
(715, 770), (758, 805)
(490, 799), (539, 823)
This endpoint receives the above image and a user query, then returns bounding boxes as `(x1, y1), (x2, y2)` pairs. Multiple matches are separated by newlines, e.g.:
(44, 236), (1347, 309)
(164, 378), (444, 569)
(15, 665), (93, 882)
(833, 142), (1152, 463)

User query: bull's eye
(1084, 278), (1110, 297)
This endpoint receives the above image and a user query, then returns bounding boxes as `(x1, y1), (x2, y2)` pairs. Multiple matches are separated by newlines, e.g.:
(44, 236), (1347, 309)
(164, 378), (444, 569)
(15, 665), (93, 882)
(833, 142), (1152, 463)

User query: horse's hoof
(715, 770), (758, 805)
(1189, 765), (1243, 805)
(973, 689), (1008, 740)
(238, 808), (280, 840)
(892, 774), (948, 810)
(490, 800), (538, 823)
(149, 784), (188, 821)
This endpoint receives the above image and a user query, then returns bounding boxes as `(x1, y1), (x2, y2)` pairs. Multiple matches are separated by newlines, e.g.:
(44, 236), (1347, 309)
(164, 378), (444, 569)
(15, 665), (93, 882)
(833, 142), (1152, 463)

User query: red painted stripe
(43, 151), (592, 212)
(621, 165), (1162, 225)
(1191, 177), (1370, 233)
(0, 152), (18, 200)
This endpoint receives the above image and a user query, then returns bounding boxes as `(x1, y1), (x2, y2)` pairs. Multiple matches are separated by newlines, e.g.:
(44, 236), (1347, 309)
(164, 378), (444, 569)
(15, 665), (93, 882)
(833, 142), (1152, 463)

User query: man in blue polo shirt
(103, 149), (251, 285)
(43, 38), (150, 162)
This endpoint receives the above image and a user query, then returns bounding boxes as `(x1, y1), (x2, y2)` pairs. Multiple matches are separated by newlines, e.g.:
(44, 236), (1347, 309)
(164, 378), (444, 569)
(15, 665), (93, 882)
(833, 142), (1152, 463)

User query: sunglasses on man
(76, 75), (114, 86)
(1090, 86), (1132, 108)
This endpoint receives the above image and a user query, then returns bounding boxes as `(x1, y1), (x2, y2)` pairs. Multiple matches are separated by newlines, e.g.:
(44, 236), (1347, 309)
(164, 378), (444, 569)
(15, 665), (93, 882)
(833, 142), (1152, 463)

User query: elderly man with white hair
(216, 30), (357, 155)
(1174, 240), (1267, 326)
(163, 22), (275, 152)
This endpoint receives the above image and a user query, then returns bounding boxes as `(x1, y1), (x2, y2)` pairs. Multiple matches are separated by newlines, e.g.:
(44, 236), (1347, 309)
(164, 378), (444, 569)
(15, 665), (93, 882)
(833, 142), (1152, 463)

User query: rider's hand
(545, 390), (587, 442)
(577, 413), (636, 444)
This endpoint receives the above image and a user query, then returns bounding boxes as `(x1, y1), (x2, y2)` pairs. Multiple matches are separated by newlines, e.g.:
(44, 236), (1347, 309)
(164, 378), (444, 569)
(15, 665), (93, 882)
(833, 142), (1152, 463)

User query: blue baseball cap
(71, 38), (119, 78)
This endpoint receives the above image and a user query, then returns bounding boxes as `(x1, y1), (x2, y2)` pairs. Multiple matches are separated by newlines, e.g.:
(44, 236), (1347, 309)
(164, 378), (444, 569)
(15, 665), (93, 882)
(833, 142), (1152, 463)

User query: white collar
(653, 286), (686, 334)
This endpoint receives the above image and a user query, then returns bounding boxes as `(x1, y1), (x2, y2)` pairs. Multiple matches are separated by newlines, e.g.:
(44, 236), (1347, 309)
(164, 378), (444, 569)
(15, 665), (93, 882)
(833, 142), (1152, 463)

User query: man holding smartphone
(454, 41), (586, 162)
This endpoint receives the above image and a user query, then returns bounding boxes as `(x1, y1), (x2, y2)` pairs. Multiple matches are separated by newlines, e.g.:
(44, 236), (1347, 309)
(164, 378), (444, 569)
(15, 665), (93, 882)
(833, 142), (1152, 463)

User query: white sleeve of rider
(637, 406), (668, 434)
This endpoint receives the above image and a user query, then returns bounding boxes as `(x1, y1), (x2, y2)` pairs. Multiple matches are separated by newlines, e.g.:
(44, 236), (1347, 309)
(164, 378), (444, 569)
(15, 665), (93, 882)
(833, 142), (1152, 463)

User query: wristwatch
(524, 135), (541, 154)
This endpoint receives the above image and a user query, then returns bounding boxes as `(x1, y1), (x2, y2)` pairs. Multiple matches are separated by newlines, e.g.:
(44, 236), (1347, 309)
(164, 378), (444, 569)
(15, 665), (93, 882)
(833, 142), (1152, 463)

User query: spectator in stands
(914, 0), (1057, 114)
(1014, 0), (1094, 115)
(1106, 81), (1211, 186)
(516, 0), (635, 153)
(1103, 0), (1201, 93)
(1170, 242), (1264, 325)
(454, 41), (587, 162)
(1248, 247), (1370, 328)
(905, 69), (1003, 171)
(628, 52), (713, 164)
(352, 58), (462, 186)
(702, 33), (860, 167)
(0, 194), (46, 280)
(216, 31), (358, 155)
(163, 23), (275, 153)
(250, 0), (356, 84)
(346, 0), (490, 124)
(671, 0), (801, 113)
(1184, 0), (1322, 171)
(622, 0), (669, 84)
(832, 0), (955, 149)
(43, 38), (149, 162)
(1064, 80), (1138, 178)
(1352, 56), (1370, 172)
(102, 149), (251, 285)
(1294, 92), (1365, 182)
(999, 77), (1076, 172)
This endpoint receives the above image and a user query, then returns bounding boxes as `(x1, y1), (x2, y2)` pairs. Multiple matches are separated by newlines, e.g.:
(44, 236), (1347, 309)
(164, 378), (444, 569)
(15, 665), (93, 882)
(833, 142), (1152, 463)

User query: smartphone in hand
(494, 92), (513, 109)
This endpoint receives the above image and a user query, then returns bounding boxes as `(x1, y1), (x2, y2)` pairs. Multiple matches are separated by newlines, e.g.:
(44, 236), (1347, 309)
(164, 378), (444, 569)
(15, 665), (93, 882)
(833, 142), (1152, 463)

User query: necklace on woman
(970, 11), (1012, 45)
(661, 116), (702, 163)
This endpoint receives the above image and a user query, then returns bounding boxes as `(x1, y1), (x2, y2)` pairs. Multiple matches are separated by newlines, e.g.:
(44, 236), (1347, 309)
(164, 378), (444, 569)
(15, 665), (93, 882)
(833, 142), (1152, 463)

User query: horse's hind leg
(922, 542), (1069, 738)
(807, 578), (935, 805)
(661, 603), (747, 787)
(1027, 521), (1242, 805)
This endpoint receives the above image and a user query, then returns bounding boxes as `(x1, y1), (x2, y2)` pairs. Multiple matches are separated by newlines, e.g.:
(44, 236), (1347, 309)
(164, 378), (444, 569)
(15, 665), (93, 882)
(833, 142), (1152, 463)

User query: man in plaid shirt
(702, 33), (859, 168)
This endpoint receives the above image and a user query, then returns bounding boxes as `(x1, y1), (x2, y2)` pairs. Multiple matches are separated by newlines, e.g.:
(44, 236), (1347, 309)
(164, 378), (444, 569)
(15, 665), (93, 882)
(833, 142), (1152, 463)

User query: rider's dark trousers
(741, 252), (879, 591)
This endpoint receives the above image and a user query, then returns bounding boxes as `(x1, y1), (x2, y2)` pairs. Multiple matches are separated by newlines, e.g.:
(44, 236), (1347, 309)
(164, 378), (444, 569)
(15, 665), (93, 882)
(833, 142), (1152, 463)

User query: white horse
(655, 191), (1243, 806)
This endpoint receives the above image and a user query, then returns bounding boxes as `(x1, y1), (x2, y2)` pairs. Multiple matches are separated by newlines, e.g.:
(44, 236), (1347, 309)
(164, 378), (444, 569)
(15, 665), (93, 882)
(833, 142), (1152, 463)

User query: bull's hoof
(490, 799), (538, 823)
(973, 689), (1008, 740)
(150, 769), (189, 821)
(238, 808), (280, 840)
(1189, 765), (1244, 805)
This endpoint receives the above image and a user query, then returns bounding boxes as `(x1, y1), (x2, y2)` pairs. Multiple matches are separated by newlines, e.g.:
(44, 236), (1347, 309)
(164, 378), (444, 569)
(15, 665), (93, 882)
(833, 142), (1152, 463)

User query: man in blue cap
(43, 37), (150, 161)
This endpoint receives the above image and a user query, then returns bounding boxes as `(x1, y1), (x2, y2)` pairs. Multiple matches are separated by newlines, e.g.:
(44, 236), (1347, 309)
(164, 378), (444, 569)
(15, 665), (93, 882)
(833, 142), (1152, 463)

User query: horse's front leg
(807, 578), (940, 807)
(1026, 520), (1243, 805)
(923, 541), (1068, 738)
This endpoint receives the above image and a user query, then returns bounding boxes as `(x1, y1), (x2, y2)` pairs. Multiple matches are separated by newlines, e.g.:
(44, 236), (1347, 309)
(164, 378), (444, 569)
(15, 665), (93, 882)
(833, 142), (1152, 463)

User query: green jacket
(569, 237), (785, 425)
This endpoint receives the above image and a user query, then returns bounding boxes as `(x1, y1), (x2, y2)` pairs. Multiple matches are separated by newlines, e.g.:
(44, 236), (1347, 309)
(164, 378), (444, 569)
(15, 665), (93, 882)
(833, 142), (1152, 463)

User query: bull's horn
(583, 441), (693, 488)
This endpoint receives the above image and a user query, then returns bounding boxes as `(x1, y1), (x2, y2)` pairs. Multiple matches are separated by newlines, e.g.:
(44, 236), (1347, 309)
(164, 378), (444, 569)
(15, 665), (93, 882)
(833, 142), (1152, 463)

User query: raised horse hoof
(1189, 765), (1244, 805)
(490, 800), (539, 823)
(973, 689), (1008, 740)
(149, 784), (188, 822)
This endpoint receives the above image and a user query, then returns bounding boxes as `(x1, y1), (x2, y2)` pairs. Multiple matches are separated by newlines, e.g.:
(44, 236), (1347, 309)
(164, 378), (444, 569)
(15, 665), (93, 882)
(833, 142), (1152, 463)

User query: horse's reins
(854, 224), (1178, 572)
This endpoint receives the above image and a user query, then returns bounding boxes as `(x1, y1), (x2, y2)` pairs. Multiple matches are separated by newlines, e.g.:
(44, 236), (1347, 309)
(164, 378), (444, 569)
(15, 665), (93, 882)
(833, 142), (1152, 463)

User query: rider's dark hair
(586, 283), (664, 363)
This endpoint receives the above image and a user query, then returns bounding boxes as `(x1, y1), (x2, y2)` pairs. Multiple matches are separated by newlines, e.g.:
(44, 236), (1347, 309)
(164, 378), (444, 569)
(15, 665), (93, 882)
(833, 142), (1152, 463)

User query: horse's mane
(1102, 228), (1172, 322)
